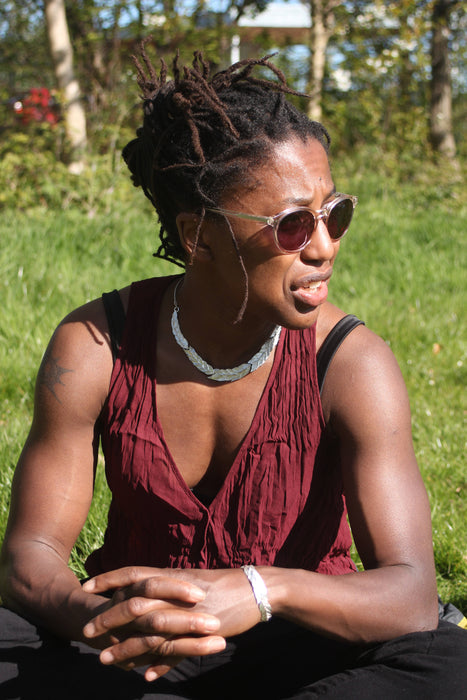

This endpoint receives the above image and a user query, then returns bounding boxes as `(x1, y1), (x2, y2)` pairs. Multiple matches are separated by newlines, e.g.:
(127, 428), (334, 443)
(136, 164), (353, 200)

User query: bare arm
(0, 302), (115, 639)
(0, 301), (224, 657)
(262, 323), (438, 641)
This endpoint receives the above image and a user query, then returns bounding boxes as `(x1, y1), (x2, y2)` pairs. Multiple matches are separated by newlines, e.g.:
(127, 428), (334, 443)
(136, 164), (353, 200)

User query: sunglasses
(207, 193), (357, 254)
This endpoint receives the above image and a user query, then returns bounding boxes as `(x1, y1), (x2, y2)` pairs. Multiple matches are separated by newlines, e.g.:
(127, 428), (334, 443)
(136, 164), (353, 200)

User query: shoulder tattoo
(39, 349), (73, 404)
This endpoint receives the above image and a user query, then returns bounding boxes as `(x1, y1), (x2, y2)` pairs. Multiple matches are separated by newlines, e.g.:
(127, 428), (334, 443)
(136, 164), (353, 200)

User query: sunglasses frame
(206, 193), (358, 253)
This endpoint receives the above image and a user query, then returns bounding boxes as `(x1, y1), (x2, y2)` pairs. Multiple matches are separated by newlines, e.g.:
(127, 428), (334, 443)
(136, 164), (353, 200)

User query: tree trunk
(306, 0), (336, 123)
(429, 0), (457, 161)
(44, 0), (87, 173)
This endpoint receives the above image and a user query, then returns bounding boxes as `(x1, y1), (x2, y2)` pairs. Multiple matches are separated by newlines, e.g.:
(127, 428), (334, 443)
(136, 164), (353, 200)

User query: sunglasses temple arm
(208, 208), (274, 226)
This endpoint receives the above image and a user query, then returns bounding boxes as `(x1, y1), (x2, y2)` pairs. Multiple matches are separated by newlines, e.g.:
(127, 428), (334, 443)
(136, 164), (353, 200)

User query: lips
(291, 270), (332, 308)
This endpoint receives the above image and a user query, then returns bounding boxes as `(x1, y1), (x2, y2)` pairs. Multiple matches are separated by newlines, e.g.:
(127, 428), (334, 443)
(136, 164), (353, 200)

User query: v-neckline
(153, 329), (285, 514)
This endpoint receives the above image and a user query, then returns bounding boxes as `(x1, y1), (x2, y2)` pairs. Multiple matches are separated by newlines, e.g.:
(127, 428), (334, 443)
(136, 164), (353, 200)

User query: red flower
(16, 87), (60, 126)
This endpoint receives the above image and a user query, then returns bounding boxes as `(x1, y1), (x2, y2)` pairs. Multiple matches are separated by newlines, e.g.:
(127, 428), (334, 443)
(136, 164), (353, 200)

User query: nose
(300, 218), (337, 263)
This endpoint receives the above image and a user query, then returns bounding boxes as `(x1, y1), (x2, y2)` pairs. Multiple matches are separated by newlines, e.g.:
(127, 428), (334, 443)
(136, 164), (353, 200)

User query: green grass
(331, 157), (467, 611)
(0, 154), (466, 613)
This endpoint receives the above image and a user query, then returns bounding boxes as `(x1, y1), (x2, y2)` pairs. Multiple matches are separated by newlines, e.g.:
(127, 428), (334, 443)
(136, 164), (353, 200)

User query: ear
(176, 212), (213, 261)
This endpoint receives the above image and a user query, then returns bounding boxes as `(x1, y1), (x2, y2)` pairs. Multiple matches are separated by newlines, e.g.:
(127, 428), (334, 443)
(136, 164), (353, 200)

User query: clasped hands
(82, 566), (261, 682)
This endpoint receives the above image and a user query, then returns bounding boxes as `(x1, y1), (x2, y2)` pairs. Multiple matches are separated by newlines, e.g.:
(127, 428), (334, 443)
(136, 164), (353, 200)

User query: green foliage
(325, 0), (466, 156)
(0, 0), (52, 90)
(2, 0), (465, 165)
(330, 151), (467, 611)
(0, 123), (135, 212)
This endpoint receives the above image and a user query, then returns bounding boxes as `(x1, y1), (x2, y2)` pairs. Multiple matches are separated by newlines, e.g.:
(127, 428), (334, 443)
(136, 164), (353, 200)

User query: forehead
(271, 137), (330, 169)
(266, 137), (332, 193)
(224, 137), (333, 209)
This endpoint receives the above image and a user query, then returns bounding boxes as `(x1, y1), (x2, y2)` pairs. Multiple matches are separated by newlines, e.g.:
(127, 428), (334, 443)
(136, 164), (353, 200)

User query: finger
(83, 568), (206, 603)
(109, 654), (184, 676)
(84, 597), (167, 638)
(99, 633), (227, 668)
(82, 567), (156, 592)
(84, 601), (221, 639)
(115, 575), (207, 607)
(144, 656), (184, 682)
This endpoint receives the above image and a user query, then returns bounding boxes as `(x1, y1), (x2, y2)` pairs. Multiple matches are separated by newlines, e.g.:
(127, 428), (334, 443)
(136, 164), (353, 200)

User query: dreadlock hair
(123, 41), (330, 266)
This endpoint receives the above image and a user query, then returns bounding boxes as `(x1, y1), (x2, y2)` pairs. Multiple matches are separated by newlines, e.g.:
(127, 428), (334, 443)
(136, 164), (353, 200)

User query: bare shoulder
(315, 301), (347, 352)
(35, 285), (131, 424)
(318, 305), (409, 432)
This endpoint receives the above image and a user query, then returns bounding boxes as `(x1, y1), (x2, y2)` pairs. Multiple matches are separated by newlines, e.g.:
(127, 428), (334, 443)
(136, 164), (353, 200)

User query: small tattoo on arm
(40, 351), (73, 404)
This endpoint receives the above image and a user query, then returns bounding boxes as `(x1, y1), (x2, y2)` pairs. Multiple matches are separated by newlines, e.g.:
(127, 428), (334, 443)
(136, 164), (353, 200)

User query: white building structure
(232, 3), (311, 62)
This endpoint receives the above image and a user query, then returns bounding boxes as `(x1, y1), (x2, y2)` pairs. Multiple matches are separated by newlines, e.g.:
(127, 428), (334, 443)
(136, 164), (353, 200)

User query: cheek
(244, 256), (296, 301)
(238, 234), (286, 279)
(331, 240), (341, 261)
(333, 241), (343, 266)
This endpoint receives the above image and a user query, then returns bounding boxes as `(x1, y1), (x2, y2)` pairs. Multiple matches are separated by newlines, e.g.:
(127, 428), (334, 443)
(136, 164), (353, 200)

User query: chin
(276, 306), (321, 331)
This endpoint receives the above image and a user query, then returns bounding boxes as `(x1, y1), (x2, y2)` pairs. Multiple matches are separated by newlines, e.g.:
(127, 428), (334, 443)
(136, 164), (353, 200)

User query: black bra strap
(317, 315), (365, 393)
(102, 290), (126, 362)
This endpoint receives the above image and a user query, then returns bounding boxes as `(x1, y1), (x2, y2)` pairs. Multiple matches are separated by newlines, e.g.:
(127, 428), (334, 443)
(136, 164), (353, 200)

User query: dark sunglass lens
(327, 199), (354, 239)
(277, 211), (315, 251)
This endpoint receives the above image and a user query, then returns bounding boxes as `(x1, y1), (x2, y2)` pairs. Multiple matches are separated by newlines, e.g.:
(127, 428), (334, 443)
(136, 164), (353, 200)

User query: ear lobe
(176, 212), (213, 261)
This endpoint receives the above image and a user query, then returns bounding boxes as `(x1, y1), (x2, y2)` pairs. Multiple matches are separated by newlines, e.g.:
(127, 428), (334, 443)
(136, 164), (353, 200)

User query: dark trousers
(1, 606), (466, 699)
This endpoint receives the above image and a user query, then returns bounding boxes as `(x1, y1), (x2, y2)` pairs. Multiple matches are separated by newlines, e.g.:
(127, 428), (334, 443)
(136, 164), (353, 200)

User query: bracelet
(241, 565), (272, 622)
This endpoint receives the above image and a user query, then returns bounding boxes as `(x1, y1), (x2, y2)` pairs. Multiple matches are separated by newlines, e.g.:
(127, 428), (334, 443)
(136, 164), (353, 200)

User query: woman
(0, 46), (465, 699)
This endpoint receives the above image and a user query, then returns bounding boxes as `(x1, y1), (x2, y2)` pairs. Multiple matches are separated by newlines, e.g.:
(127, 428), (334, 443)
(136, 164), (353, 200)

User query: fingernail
(100, 650), (115, 664)
(190, 588), (206, 601)
(204, 618), (221, 631)
(208, 637), (226, 652)
(146, 670), (159, 682)
(83, 623), (95, 637)
(82, 579), (95, 591)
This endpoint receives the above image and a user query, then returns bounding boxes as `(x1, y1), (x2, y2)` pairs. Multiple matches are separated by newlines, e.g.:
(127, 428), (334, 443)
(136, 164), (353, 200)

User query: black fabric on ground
(1, 607), (466, 700)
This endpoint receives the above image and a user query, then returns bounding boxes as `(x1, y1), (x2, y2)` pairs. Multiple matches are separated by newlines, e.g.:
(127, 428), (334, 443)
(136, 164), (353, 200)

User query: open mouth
(291, 276), (329, 309)
(300, 281), (322, 292)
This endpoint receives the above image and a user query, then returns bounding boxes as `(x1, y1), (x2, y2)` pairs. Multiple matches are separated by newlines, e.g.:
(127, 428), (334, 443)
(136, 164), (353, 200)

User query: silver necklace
(171, 279), (282, 382)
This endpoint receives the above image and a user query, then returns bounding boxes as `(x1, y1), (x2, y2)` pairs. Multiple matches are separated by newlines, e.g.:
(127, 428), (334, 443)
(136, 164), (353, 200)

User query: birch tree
(429, 0), (459, 161)
(306, 0), (340, 122)
(44, 0), (87, 173)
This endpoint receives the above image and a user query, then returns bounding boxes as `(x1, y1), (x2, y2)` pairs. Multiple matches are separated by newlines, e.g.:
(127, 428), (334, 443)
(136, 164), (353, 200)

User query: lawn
(0, 153), (465, 612)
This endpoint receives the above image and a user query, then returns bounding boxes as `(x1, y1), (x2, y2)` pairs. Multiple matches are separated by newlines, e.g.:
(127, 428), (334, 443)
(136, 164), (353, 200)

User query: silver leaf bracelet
(241, 565), (272, 622)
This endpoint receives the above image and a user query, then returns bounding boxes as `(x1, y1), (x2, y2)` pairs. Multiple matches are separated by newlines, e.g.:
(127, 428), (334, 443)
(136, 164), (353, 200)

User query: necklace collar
(170, 279), (281, 382)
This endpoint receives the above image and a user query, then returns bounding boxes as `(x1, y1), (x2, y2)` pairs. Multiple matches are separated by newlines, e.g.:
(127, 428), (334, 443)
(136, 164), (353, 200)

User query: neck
(174, 275), (279, 370)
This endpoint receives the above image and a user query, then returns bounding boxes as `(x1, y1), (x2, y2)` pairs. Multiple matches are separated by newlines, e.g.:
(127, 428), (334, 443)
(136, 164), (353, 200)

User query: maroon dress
(86, 276), (355, 577)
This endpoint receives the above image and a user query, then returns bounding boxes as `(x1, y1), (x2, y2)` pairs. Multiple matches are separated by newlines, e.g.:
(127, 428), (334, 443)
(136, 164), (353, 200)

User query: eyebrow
(280, 187), (337, 208)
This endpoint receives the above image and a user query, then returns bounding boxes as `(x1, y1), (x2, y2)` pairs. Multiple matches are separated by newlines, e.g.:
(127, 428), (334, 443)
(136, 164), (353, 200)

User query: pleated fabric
(86, 276), (355, 576)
